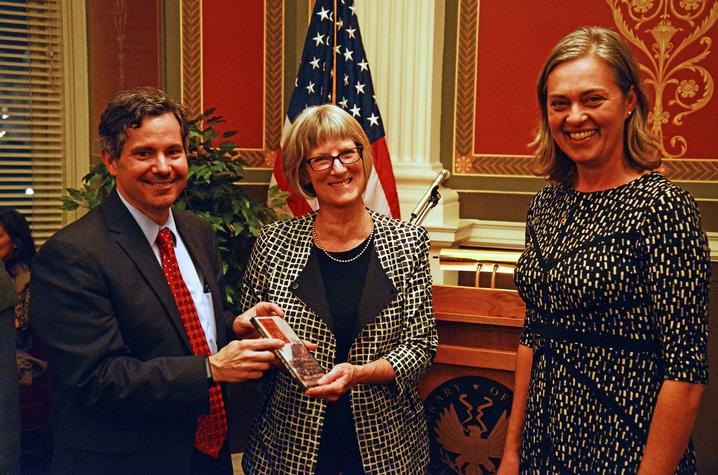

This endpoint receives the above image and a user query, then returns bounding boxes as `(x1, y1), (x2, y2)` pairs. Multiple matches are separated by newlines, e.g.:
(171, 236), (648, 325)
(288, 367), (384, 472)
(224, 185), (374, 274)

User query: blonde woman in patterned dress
(239, 104), (438, 474)
(498, 27), (710, 474)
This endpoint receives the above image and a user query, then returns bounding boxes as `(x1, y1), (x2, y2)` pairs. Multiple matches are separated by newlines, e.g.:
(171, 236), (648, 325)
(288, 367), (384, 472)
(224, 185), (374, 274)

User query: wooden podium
(419, 284), (525, 395)
(419, 283), (525, 474)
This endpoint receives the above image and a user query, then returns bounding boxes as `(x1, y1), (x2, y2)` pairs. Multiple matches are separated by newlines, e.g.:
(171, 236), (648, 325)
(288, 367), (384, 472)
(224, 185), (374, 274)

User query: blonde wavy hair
(531, 26), (661, 186)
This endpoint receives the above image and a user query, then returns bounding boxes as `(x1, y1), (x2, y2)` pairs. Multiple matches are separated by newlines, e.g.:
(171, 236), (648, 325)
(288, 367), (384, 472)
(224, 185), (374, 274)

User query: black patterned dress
(514, 172), (710, 474)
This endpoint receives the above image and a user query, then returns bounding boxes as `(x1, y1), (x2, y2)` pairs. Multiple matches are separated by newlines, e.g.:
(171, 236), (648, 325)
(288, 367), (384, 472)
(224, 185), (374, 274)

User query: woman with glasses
(239, 104), (437, 474)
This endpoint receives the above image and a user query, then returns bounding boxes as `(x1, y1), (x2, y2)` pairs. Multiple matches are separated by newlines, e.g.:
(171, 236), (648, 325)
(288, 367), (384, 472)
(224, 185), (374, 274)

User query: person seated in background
(30, 87), (285, 475)
(239, 104), (438, 474)
(498, 26), (710, 474)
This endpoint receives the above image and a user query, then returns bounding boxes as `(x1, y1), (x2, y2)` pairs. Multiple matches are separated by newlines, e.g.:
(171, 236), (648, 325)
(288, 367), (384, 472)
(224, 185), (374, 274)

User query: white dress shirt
(117, 193), (218, 354)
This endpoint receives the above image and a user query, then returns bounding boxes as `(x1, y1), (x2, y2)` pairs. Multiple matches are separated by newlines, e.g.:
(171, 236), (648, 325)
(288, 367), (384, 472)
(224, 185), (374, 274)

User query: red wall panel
(460, 0), (718, 180)
(202, 0), (265, 149)
(473, 2), (614, 156)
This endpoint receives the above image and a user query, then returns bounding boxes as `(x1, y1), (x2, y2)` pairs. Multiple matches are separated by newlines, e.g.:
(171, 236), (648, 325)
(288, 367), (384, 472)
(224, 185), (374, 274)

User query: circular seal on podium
(424, 376), (513, 474)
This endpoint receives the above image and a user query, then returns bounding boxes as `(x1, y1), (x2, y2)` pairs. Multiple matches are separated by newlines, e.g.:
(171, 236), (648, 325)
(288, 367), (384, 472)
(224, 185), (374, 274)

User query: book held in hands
(250, 315), (325, 389)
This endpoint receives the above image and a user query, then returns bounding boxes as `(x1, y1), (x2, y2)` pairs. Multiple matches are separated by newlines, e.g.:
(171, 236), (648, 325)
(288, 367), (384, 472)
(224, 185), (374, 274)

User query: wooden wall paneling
(87, 0), (162, 162)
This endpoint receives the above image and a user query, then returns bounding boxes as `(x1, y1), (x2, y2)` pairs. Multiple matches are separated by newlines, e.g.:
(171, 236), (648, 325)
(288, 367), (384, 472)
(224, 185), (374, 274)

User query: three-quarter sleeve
(382, 227), (438, 395)
(644, 188), (711, 384)
(518, 196), (539, 349)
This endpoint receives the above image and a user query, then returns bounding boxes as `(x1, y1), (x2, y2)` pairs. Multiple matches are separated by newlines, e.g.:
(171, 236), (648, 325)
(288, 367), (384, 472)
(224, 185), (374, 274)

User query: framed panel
(181, 0), (284, 169)
(453, 0), (718, 191)
(87, 0), (162, 160)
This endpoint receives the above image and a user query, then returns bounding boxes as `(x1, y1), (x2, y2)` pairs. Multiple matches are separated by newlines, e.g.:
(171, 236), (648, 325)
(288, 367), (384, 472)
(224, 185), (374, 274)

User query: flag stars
(367, 113), (379, 127)
(343, 49), (354, 61)
(334, 44), (342, 54)
(346, 27), (356, 39)
(336, 18), (344, 29)
(310, 57), (321, 70)
(357, 59), (368, 71)
(306, 81), (316, 94)
(350, 5), (356, 15)
(317, 6), (331, 21)
(349, 104), (361, 117)
(355, 81), (366, 95)
(312, 32), (325, 46)
(339, 97), (349, 109)
(344, 74), (349, 86)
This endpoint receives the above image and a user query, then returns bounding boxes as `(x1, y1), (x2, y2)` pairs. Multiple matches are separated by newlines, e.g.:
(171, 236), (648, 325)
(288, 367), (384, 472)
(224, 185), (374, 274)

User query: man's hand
(232, 302), (284, 338)
(208, 338), (284, 383)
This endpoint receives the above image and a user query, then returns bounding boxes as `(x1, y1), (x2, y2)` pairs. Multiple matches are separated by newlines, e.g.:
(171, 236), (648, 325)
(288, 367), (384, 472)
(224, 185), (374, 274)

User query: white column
(62, 0), (90, 224)
(355, 0), (472, 283)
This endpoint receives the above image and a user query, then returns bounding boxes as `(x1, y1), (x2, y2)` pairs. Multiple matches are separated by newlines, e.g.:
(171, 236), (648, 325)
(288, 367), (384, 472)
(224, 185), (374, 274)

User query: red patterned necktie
(156, 227), (227, 458)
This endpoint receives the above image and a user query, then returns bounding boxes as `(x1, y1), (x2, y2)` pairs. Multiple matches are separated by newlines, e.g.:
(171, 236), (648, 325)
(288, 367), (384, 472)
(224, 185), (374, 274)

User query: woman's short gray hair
(283, 104), (373, 198)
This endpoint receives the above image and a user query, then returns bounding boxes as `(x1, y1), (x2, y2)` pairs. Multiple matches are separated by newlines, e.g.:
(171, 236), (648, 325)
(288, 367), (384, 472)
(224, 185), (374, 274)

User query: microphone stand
(408, 170), (449, 226)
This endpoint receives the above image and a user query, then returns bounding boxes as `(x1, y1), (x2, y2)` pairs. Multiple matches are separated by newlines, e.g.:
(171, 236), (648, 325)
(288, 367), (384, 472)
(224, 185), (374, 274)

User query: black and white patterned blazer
(240, 209), (438, 474)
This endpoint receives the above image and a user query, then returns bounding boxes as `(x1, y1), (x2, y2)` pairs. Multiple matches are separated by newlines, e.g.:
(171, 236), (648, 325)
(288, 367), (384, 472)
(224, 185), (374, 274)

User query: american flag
(270, 0), (400, 218)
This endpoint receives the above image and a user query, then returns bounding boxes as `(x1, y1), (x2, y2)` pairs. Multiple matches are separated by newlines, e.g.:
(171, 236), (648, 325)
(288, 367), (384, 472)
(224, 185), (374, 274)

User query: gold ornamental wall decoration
(609, 0), (718, 157)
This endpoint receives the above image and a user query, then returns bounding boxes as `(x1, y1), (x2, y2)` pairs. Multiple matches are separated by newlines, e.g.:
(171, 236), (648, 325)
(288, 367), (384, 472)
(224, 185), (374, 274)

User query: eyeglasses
(304, 146), (363, 171)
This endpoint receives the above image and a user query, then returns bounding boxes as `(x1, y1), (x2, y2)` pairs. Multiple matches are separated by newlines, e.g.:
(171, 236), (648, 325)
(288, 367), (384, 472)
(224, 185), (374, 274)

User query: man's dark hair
(0, 208), (36, 272)
(98, 87), (189, 160)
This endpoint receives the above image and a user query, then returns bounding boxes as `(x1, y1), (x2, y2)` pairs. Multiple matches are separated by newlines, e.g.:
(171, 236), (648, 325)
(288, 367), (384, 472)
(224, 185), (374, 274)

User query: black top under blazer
(30, 190), (233, 475)
(241, 210), (438, 474)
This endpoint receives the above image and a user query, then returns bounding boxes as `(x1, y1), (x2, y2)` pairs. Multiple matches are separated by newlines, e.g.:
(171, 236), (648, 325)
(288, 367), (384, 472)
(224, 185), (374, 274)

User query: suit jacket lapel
(101, 190), (193, 353)
(355, 215), (397, 336)
(286, 214), (334, 333)
(291, 245), (335, 333)
(291, 211), (398, 338)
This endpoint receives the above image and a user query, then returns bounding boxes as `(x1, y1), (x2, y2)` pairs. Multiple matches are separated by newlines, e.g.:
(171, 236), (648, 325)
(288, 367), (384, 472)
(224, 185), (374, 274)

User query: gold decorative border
(452, 0), (718, 182)
(181, 0), (284, 168)
(181, 0), (202, 119)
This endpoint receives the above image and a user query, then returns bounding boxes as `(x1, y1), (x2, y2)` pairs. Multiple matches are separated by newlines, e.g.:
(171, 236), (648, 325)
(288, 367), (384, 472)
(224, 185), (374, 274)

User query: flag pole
(331, 0), (337, 104)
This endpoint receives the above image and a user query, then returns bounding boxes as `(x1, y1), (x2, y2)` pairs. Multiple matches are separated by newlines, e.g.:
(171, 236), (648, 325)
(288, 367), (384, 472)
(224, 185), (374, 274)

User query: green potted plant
(61, 109), (287, 312)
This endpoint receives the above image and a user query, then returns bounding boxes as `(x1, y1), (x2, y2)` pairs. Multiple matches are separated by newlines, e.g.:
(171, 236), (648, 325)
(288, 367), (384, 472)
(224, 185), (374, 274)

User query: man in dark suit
(0, 266), (20, 474)
(30, 88), (284, 475)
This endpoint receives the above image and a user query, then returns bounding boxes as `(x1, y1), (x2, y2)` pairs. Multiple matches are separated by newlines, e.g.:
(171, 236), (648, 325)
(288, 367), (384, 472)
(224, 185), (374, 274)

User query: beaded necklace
(313, 225), (374, 264)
